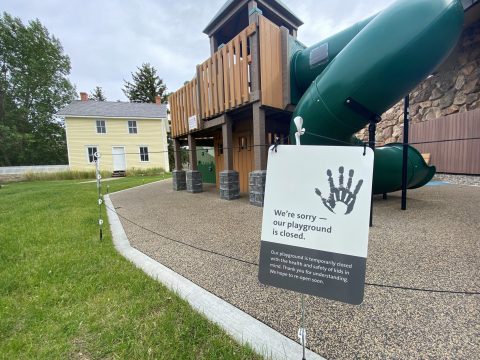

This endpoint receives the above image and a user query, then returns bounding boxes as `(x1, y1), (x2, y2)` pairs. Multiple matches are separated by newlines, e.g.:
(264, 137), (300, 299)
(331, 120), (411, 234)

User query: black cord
(109, 142), (288, 156)
(304, 131), (359, 146)
(104, 135), (480, 156)
(106, 203), (480, 296)
(407, 136), (480, 146)
(364, 282), (480, 295)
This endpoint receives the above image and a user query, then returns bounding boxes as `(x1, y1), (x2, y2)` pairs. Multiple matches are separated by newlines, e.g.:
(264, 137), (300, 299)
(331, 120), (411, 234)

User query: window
(139, 146), (149, 162)
(96, 120), (106, 133)
(239, 136), (247, 151)
(87, 146), (98, 163)
(128, 120), (137, 134)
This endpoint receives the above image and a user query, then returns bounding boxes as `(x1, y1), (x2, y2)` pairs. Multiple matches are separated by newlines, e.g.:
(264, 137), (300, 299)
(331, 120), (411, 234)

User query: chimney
(155, 95), (162, 104)
(80, 92), (88, 101)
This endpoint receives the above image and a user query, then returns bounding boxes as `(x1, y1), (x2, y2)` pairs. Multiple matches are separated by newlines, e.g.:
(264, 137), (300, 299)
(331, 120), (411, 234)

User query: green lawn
(0, 177), (261, 359)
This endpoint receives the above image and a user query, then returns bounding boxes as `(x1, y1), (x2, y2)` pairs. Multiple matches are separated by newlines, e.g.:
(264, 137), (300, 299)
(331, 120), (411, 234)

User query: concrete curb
(105, 194), (325, 360)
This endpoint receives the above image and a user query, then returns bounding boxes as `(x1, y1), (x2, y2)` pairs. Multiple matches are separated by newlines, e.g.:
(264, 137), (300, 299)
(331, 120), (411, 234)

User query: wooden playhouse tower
(169, 0), (303, 206)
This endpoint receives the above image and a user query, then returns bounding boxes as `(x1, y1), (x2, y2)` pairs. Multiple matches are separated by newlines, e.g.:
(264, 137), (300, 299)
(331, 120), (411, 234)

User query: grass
(0, 176), (261, 359)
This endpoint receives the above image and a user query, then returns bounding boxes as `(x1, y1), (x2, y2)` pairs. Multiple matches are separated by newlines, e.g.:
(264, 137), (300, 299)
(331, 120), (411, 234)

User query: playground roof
(204, 0), (477, 37)
(57, 101), (168, 119)
(203, 0), (303, 35)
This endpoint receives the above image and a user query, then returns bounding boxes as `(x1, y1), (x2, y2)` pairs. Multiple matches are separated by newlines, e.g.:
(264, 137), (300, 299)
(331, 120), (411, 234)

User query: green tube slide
(289, 0), (464, 194)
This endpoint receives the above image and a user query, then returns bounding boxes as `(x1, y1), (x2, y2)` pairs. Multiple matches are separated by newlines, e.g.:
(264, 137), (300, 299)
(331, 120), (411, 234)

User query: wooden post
(188, 134), (198, 171)
(222, 115), (234, 170)
(195, 65), (203, 126)
(248, 1), (261, 101)
(248, 0), (258, 13)
(252, 102), (267, 170)
(173, 138), (182, 171)
(280, 26), (291, 109)
(209, 36), (218, 56)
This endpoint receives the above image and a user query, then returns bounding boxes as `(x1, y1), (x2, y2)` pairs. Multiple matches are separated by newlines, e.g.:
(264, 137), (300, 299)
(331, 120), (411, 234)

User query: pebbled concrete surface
(105, 193), (324, 360)
(110, 180), (479, 360)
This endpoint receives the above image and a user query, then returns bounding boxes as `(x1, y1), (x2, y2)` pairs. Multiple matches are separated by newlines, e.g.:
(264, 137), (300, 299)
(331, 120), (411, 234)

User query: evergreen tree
(122, 63), (168, 103)
(0, 12), (76, 166)
(89, 86), (107, 101)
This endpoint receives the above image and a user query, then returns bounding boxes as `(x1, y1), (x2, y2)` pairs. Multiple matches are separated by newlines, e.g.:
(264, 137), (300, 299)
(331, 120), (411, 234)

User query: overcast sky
(3, 0), (396, 101)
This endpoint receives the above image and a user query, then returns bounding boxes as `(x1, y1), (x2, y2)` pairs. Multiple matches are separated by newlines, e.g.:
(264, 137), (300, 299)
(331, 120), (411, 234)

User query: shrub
(24, 170), (110, 181)
(21, 167), (169, 182)
(126, 167), (166, 176)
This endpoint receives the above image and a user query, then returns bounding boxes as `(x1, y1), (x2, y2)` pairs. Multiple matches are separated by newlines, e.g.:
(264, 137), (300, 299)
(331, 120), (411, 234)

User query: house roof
(57, 100), (168, 119)
(203, 0), (303, 35)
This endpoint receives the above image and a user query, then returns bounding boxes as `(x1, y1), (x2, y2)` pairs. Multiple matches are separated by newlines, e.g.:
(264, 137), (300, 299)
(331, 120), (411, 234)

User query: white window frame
(96, 119), (106, 134)
(128, 120), (138, 134)
(86, 145), (99, 164)
(139, 146), (149, 162)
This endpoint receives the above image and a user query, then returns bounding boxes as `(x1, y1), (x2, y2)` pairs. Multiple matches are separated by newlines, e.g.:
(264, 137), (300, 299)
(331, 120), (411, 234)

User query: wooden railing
(198, 23), (256, 119)
(169, 78), (200, 137)
(170, 24), (256, 137)
(169, 16), (285, 138)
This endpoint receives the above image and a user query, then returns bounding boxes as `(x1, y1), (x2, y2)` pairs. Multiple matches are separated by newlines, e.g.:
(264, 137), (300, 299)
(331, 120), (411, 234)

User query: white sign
(188, 115), (198, 131)
(258, 145), (374, 304)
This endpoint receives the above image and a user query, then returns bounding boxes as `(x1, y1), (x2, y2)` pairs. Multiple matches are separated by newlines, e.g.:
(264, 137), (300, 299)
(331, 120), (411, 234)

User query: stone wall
(357, 19), (480, 144)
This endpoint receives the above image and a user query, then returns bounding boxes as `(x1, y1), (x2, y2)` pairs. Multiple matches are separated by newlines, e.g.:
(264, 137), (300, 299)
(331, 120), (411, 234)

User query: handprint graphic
(315, 166), (363, 215)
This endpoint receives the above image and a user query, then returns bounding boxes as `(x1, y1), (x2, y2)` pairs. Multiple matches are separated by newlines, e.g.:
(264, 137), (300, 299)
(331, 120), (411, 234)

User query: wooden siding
(213, 131), (254, 193)
(65, 117), (169, 172)
(233, 131), (254, 192)
(169, 78), (200, 138)
(409, 109), (480, 174)
(259, 16), (283, 109)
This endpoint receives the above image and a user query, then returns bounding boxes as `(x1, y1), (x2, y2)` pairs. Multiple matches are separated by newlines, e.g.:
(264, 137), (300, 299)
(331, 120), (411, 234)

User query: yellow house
(57, 92), (169, 174)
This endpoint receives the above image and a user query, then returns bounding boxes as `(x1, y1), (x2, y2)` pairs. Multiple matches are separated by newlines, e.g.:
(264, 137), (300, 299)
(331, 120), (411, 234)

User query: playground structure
(170, 0), (468, 204)
(289, 0), (463, 194)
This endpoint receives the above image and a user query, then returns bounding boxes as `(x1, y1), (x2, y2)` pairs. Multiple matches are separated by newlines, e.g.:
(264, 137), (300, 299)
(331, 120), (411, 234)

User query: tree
(122, 63), (168, 103)
(0, 12), (76, 166)
(123, 63), (175, 169)
(89, 86), (107, 101)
